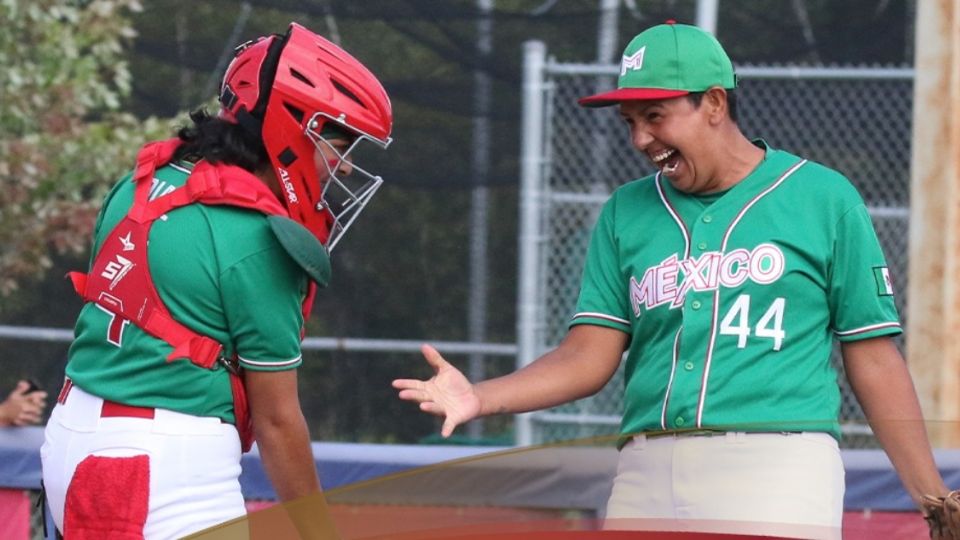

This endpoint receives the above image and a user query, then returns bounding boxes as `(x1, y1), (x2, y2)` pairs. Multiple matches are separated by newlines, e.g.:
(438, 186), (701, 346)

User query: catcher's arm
(246, 369), (320, 500)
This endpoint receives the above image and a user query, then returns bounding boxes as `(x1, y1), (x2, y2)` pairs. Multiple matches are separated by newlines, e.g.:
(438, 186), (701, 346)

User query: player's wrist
(473, 382), (498, 418)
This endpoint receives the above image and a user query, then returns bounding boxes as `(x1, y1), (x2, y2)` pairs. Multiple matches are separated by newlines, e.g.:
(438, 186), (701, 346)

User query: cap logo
(620, 46), (646, 76)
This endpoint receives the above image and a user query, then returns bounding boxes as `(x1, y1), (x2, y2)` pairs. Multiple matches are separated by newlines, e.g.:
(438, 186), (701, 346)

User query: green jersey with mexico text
(571, 141), (900, 441)
(66, 162), (308, 423)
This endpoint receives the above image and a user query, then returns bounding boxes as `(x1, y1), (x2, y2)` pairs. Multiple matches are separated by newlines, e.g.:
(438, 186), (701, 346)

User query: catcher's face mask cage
(307, 112), (390, 251)
(219, 23), (393, 250)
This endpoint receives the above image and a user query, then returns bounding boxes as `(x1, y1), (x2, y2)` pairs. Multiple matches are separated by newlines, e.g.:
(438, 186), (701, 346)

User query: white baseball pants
(604, 431), (845, 540)
(41, 383), (247, 539)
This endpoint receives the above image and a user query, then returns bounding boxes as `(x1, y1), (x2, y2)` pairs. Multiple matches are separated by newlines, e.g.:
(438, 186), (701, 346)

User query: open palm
(392, 344), (482, 437)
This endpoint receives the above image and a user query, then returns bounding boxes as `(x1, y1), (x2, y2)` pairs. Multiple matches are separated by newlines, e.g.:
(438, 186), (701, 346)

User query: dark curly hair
(172, 109), (270, 173)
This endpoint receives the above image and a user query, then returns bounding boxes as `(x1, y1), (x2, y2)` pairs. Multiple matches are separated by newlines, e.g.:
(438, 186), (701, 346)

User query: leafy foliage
(0, 0), (181, 296)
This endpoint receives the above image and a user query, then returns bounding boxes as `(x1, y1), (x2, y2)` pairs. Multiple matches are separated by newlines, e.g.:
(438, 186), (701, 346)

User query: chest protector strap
(68, 139), (317, 452)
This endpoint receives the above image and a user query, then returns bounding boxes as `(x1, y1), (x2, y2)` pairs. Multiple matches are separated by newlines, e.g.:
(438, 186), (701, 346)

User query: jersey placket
(659, 154), (809, 430)
(662, 200), (724, 430)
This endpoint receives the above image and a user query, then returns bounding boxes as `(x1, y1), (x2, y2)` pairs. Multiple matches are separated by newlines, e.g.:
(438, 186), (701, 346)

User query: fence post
(907, 0), (960, 447)
(516, 40), (547, 447)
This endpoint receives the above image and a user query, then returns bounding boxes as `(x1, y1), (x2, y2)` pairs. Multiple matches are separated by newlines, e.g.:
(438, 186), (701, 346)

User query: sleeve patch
(872, 266), (894, 296)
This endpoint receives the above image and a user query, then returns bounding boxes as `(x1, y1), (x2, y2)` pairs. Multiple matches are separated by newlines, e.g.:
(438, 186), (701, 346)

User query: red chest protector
(69, 139), (318, 452)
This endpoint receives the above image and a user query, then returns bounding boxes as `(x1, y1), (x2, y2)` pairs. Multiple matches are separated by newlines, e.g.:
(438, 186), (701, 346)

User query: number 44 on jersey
(720, 295), (785, 351)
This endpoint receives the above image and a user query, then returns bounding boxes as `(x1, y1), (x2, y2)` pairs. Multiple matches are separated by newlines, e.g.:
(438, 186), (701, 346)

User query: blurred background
(0, 0), (918, 447)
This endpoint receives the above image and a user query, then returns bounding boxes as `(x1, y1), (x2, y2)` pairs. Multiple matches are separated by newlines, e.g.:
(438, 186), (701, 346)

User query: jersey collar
(657, 140), (804, 234)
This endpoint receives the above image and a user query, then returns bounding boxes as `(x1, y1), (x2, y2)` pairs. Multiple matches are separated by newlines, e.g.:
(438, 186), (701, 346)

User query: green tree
(0, 0), (179, 297)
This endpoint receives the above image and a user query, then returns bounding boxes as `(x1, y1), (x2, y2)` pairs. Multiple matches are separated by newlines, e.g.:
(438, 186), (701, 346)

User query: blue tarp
(6, 425), (960, 512)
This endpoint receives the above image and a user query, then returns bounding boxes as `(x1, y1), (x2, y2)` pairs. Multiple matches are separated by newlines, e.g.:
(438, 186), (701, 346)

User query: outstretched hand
(392, 344), (482, 437)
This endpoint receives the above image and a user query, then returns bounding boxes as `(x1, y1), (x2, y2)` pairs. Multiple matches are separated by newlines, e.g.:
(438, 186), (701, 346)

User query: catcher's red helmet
(219, 23), (393, 249)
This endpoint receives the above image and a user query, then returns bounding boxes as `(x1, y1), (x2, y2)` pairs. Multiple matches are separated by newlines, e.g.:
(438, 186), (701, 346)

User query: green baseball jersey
(66, 162), (308, 423)
(571, 141), (900, 441)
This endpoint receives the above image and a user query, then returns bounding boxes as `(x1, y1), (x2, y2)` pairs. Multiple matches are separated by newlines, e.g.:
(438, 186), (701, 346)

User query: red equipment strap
(70, 139), (317, 452)
(129, 139), (287, 223)
(71, 139), (287, 369)
(70, 138), (303, 368)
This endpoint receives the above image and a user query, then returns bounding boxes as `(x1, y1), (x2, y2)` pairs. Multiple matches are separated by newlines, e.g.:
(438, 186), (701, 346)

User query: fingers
(14, 410), (41, 426)
(441, 418), (459, 438)
(29, 392), (48, 408)
(397, 388), (431, 402)
(12, 402), (42, 425)
(421, 344), (449, 371)
(394, 344), (463, 438)
(393, 382), (435, 407)
(419, 402), (443, 415)
(8, 381), (28, 398)
(391, 344), (447, 390)
(419, 403), (459, 436)
(391, 378), (423, 390)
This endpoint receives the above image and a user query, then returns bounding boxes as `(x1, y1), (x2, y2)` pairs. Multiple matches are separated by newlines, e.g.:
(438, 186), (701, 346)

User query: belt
(641, 430), (805, 440)
(100, 400), (155, 419)
(100, 400), (228, 424)
(644, 429), (725, 439)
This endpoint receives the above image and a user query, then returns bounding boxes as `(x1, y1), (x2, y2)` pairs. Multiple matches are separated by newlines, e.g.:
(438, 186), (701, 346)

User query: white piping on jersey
(696, 159), (808, 428)
(238, 355), (303, 368)
(571, 312), (630, 325)
(660, 328), (683, 430)
(834, 322), (901, 336)
(654, 172), (691, 259)
(654, 172), (691, 430)
(169, 163), (192, 175)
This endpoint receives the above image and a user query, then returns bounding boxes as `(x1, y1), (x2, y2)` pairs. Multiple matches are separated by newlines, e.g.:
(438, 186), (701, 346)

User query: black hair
(172, 109), (270, 172)
(687, 89), (738, 122)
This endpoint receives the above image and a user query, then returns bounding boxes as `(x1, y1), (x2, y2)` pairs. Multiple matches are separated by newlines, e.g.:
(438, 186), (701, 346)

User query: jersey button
(675, 417), (686, 427)
(684, 361), (694, 371)
(691, 300), (702, 310)
(698, 242), (708, 250)
(702, 215), (713, 223)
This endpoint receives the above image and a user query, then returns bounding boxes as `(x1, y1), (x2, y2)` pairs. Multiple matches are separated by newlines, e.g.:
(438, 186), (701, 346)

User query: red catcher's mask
(219, 23), (393, 250)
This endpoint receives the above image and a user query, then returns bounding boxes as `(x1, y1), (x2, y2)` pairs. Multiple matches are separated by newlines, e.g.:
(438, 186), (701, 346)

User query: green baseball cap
(579, 21), (736, 108)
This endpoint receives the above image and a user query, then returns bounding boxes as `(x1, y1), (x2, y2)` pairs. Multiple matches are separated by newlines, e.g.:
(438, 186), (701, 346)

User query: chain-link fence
(518, 42), (913, 448)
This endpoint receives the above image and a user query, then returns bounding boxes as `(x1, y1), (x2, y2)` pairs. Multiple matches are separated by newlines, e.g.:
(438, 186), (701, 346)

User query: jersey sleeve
(221, 247), (307, 371)
(569, 199), (632, 334)
(828, 203), (902, 341)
